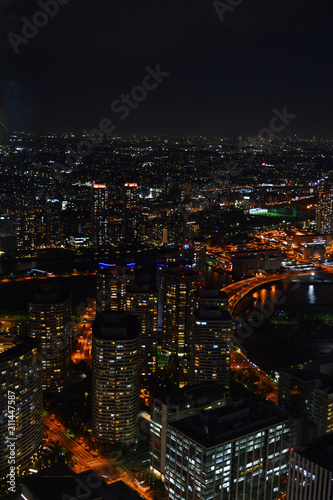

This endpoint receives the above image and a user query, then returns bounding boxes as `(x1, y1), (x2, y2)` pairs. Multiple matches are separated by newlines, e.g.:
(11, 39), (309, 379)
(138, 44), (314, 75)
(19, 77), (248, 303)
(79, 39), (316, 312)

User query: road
(223, 269), (326, 313)
(72, 308), (94, 367)
(44, 415), (152, 498)
(231, 349), (278, 403)
(43, 416), (99, 471)
(225, 269), (333, 403)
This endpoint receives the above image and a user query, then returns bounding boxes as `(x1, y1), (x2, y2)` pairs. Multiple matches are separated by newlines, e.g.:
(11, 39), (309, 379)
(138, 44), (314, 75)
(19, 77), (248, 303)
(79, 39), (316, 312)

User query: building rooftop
(93, 312), (141, 341)
(21, 462), (144, 500)
(280, 369), (333, 394)
(127, 282), (158, 294)
(0, 337), (40, 363)
(154, 382), (228, 408)
(164, 267), (199, 278)
(30, 284), (71, 305)
(194, 306), (232, 322)
(170, 400), (290, 447)
(197, 288), (228, 300)
(293, 433), (333, 472)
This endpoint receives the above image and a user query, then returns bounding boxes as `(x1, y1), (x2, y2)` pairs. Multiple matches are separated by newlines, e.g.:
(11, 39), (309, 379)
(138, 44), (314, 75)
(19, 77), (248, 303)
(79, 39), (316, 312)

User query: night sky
(0, 0), (332, 137)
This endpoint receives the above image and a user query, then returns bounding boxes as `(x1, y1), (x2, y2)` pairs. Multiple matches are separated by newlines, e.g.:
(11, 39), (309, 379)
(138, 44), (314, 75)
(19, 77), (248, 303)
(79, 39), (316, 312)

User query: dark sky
(0, 0), (332, 137)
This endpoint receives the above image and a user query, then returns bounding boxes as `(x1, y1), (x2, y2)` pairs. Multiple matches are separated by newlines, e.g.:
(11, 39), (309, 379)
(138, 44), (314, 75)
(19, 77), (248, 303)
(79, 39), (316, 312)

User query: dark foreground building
(21, 461), (143, 499)
(287, 433), (333, 500)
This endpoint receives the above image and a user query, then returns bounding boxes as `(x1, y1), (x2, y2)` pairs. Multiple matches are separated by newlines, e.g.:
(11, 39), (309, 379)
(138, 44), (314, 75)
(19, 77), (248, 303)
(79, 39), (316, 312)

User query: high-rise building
(16, 208), (35, 256)
(190, 306), (232, 388)
(126, 282), (158, 381)
(45, 199), (62, 247)
(162, 268), (199, 358)
(156, 259), (167, 333)
(29, 285), (72, 393)
(123, 183), (141, 244)
(279, 369), (333, 441)
(91, 183), (109, 249)
(165, 400), (295, 500)
(316, 177), (333, 234)
(92, 312), (140, 445)
(195, 287), (229, 310)
(0, 338), (43, 479)
(21, 461), (143, 500)
(178, 241), (207, 285)
(150, 382), (228, 479)
(287, 433), (333, 500)
(156, 259), (178, 333)
(96, 263), (135, 315)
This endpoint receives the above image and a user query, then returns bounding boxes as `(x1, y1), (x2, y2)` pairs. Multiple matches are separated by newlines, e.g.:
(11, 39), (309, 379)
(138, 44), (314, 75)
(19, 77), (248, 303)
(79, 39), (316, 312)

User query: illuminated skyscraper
(123, 183), (141, 244)
(29, 285), (72, 393)
(16, 208), (35, 255)
(165, 400), (295, 500)
(287, 434), (333, 500)
(0, 338), (43, 479)
(91, 183), (109, 248)
(126, 283), (158, 381)
(150, 383), (228, 479)
(96, 263), (135, 315)
(45, 199), (62, 247)
(124, 182), (139, 209)
(279, 369), (333, 442)
(162, 268), (199, 358)
(195, 287), (229, 310)
(316, 178), (333, 233)
(178, 241), (207, 285)
(190, 306), (232, 388)
(92, 312), (140, 445)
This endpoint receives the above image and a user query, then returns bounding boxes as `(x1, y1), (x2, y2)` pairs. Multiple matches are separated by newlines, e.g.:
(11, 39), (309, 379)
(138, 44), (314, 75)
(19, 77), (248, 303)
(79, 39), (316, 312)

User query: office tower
(92, 312), (140, 445)
(279, 369), (333, 441)
(29, 285), (72, 393)
(96, 263), (135, 314)
(45, 199), (62, 247)
(91, 183), (109, 249)
(126, 282), (158, 381)
(0, 338), (43, 479)
(278, 369), (318, 419)
(316, 177), (333, 233)
(16, 208), (35, 255)
(196, 287), (229, 310)
(156, 259), (165, 332)
(193, 242), (207, 284)
(165, 400), (295, 500)
(162, 268), (199, 358)
(124, 182), (139, 209)
(21, 461), (143, 499)
(190, 306), (232, 388)
(123, 182), (141, 244)
(150, 382), (228, 479)
(287, 433), (333, 500)
(178, 241), (207, 285)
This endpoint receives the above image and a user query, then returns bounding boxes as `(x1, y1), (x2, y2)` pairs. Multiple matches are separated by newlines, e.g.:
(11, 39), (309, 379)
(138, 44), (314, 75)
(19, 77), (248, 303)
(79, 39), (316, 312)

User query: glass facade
(0, 339), (43, 478)
(165, 405), (294, 499)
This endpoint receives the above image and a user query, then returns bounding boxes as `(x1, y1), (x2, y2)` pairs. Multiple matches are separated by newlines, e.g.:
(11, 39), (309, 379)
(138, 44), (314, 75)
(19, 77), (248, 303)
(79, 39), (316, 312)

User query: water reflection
(308, 284), (315, 304)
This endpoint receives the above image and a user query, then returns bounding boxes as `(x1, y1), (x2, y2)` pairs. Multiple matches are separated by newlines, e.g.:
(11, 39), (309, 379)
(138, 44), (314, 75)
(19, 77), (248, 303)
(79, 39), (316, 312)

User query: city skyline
(1, 0), (333, 497)
(0, 0), (332, 137)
